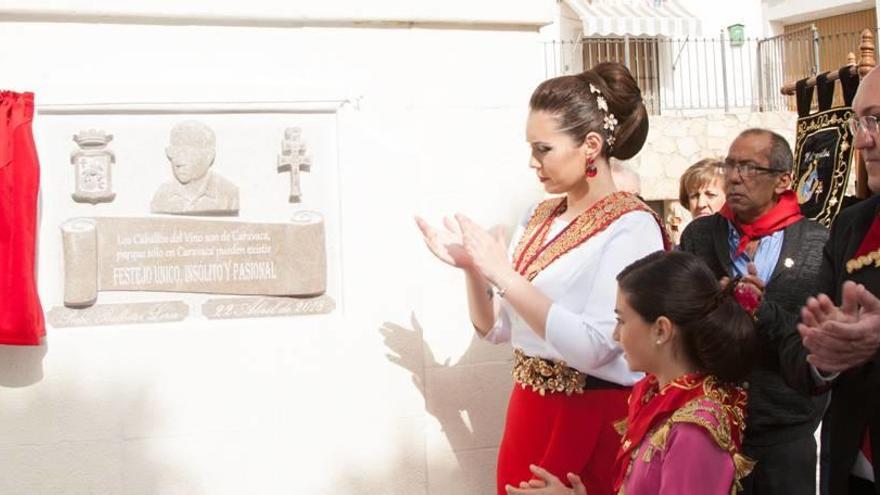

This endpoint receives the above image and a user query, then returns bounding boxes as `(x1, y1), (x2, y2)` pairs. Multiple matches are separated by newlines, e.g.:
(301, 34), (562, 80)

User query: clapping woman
(416, 62), (667, 495)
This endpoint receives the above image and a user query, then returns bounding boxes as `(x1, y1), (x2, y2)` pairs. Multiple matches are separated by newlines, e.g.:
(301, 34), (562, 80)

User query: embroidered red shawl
(612, 373), (749, 492)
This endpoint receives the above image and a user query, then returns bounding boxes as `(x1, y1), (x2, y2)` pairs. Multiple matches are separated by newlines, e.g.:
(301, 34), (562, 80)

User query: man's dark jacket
(777, 194), (880, 494)
(680, 213), (828, 446)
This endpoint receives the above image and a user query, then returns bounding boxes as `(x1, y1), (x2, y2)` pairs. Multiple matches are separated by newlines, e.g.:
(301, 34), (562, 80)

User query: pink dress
(619, 399), (742, 495)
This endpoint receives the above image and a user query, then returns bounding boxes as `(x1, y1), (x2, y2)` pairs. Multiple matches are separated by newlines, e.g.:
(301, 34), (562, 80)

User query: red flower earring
(585, 157), (597, 178)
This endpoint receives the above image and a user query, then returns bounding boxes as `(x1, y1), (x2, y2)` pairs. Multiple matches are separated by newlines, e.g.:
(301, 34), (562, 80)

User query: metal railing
(758, 26), (817, 111)
(544, 28), (877, 115)
(658, 35), (761, 113)
(759, 27), (870, 111)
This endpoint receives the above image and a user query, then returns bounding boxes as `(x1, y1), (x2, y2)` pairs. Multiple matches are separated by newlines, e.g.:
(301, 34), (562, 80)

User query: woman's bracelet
(492, 271), (517, 299)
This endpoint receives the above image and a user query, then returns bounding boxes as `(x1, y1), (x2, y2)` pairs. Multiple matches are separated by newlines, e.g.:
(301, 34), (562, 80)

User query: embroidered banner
(793, 108), (855, 227)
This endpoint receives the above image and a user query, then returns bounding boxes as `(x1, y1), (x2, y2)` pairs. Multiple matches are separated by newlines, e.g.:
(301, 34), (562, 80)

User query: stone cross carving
(277, 127), (312, 203)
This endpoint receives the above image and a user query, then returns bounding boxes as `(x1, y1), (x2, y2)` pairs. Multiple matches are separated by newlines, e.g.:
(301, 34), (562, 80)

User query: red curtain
(0, 91), (45, 345)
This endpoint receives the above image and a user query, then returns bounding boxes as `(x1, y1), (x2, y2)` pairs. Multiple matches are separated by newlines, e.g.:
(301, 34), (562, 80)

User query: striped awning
(563, 0), (701, 38)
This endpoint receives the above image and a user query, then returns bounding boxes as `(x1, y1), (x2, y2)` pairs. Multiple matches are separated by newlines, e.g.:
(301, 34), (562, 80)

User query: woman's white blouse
(483, 206), (665, 386)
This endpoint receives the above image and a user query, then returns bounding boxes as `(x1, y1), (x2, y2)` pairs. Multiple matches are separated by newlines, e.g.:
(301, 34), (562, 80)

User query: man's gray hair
(738, 128), (793, 172)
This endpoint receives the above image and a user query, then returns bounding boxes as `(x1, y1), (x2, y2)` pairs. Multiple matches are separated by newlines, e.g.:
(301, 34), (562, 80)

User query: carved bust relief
(151, 120), (239, 215)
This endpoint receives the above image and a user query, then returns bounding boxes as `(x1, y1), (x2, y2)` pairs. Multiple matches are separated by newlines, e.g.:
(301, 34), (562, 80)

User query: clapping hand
(504, 465), (587, 495)
(798, 281), (880, 373)
(415, 216), (475, 270)
(454, 214), (512, 286)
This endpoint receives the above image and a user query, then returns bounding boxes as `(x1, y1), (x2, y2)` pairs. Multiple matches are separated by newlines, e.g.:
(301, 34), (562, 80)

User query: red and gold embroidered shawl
(613, 373), (754, 495)
(512, 192), (670, 281)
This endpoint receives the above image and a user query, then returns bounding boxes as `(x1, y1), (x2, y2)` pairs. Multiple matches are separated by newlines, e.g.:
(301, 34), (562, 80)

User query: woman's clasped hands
(504, 465), (587, 495)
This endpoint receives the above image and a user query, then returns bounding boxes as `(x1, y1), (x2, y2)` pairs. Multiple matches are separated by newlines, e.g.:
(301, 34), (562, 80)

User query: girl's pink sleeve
(659, 422), (735, 495)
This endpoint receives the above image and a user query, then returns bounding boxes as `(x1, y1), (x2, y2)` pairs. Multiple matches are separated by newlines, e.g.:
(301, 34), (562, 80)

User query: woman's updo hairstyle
(529, 62), (649, 160)
(616, 251), (757, 383)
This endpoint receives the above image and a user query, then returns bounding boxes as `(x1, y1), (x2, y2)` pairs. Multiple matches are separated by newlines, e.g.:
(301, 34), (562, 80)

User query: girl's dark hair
(528, 62), (649, 160)
(616, 251), (756, 382)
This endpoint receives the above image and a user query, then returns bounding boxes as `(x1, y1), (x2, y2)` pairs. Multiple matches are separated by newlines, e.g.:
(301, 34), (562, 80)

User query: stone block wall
(631, 111), (798, 201)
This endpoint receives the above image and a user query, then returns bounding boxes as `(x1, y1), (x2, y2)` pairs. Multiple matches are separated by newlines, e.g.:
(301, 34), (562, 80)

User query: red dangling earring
(585, 157), (597, 178)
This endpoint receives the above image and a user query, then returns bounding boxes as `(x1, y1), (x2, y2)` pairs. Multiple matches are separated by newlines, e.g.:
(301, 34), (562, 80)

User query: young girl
(507, 251), (757, 495)
(416, 63), (668, 495)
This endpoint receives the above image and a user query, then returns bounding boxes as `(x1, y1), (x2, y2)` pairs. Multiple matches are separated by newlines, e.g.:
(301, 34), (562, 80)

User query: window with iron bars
(579, 35), (760, 115)
(582, 37), (661, 115)
(549, 27), (876, 115)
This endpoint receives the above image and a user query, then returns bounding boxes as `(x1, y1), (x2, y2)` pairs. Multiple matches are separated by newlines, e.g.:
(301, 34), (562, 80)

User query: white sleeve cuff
(481, 305), (512, 344)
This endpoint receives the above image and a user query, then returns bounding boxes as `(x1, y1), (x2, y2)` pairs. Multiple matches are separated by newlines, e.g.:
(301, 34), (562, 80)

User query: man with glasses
(680, 128), (828, 494)
(779, 66), (880, 494)
(151, 120), (239, 215)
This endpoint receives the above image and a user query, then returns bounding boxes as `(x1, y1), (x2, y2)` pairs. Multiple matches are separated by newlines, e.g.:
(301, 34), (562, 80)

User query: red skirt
(0, 91), (44, 345)
(496, 384), (630, 495)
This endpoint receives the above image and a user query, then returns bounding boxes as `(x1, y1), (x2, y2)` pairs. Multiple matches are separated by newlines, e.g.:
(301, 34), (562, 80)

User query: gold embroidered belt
(513, 349), (627, 396)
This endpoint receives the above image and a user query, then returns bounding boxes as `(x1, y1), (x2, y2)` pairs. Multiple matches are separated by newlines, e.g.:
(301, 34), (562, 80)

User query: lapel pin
(784, 258), (794, 268)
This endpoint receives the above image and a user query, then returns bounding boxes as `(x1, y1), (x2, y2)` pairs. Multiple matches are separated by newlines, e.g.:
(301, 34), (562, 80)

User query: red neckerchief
(612, 373), (748, 491)
(720, 190), (803, 256)
(854, 213), (880, 259)
(846, 209), (880, 274)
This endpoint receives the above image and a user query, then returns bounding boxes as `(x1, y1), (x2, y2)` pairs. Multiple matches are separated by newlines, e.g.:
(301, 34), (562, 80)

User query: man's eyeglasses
(848, 115), (880, 138)
(717, 159), (785, 178)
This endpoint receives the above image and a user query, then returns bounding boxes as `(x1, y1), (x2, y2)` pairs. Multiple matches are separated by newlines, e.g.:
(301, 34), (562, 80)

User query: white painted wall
(543, 2), (587, 77)
(0, 0), (552, 26)
(679, 0), (764, 38)
(0, 3), (554, 494)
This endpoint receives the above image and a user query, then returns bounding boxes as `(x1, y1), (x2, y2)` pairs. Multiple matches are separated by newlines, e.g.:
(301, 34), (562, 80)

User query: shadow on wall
(0, 343), (47, 387)
(324, 427), (429, 495)
(0, 379), (194, 494)
(381, 313), (513, 494)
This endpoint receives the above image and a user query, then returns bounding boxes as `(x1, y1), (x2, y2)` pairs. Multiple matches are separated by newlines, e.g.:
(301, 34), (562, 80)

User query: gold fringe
(636, 392), (754, 494)
(649, 423), (670, 452)
(614, 418), (628, 436)
(733, 453), (757, 482)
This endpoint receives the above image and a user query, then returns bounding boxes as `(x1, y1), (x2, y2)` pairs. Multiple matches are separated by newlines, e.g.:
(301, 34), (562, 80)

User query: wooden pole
(780, 29), (876, 95)
(856, 29), (875, 198)
(859, 28), (876, 78)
